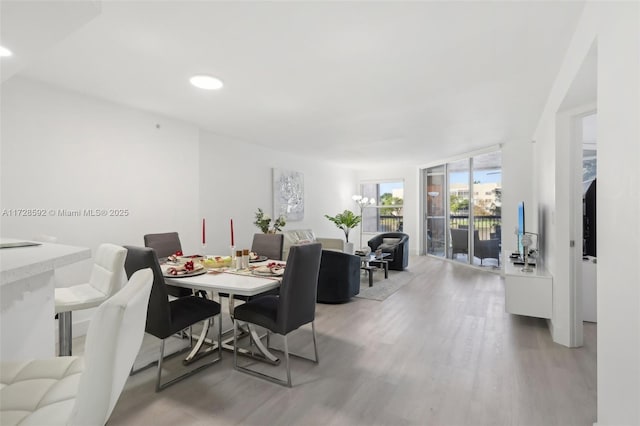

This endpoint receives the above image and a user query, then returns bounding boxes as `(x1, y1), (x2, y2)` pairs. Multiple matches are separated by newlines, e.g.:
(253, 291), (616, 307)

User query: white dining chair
(55, 243), (128, 356)
(0, 268), (154, 426)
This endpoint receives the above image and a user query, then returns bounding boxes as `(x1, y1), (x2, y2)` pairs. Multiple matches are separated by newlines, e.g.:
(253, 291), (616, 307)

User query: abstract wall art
(273, 168), (304, 221)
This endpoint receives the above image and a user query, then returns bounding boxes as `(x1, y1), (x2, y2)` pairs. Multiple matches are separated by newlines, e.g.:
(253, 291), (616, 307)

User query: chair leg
(312, 321), (319, 363)
(154, 315), (223, 392)
(234, 321), (317, 387)
(218, 313), (223, 359)
(130, 339), (192, 377)
(233, 319), (239, 368)
(58, 311), (72, 356)
(155, 339), (166, 392)
(283, 334), (291, 387)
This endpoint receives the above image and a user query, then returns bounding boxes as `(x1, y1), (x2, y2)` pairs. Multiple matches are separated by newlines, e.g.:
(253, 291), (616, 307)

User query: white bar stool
(54, 243), (127, 356)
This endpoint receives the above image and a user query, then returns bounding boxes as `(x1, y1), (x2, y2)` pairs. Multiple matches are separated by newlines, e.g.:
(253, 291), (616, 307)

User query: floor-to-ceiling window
(448, 159), (471, 263)
(471, 152), (502, 267)
(422, 150), (502, 268)
(425, 166), (446, 256)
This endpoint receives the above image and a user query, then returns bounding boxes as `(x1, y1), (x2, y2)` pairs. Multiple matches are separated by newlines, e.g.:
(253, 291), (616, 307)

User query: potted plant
(324, 210), (361, 254)
(254, 208), (286, 234)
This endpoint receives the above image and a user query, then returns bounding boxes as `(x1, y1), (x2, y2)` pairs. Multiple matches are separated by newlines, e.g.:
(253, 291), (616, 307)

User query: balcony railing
(450, 215), (501, 240)
(372, 215), (500, 238)
(378, 215), (403, 232)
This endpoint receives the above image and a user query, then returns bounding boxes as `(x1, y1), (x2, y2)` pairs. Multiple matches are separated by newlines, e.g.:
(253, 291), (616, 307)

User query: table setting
(160, 249), (285, 280)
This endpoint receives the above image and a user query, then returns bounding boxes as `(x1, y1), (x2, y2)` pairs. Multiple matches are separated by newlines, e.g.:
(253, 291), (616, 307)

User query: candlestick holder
(230, 245), (236, 263)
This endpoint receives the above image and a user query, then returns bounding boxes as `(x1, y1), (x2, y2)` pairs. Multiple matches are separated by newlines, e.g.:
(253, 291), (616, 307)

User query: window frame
(358, 179), (405, 234)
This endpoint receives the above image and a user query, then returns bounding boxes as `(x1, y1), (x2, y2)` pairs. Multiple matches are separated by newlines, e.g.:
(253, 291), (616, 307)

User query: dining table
(162, 260), (283, 365)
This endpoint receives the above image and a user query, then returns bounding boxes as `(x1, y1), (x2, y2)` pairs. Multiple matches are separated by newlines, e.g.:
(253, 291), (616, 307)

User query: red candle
(202, 218), (206, 245)
(230, 218), (235, 246)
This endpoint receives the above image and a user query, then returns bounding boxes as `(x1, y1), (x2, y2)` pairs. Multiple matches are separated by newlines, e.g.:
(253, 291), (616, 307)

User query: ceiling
(1, 1), (586, 169)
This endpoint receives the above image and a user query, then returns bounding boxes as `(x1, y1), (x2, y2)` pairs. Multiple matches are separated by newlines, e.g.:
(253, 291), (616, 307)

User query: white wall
(500, 140), (534, 256)
(532, 2), (639, 424)
(198, 131), (357, 255)
(596, 3), (639, 423)
(1, 76), (202, 267)
(0, 78), (199, 334)
(1, 76), (202, 334)
(0, 76), (357, 335)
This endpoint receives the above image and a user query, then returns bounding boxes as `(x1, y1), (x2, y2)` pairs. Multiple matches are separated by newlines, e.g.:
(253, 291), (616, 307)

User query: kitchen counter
(0, 238), (91, 361)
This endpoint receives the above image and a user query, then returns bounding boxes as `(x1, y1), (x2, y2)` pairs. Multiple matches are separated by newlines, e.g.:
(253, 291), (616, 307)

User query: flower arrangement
(254, 208), (286, 233)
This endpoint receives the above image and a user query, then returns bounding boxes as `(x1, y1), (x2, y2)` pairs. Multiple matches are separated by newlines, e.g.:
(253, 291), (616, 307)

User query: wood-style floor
(107, 256), (597, 426)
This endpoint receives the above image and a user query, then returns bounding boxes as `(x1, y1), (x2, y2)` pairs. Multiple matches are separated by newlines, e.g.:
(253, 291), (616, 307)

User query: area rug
(355, 268), (416, 301)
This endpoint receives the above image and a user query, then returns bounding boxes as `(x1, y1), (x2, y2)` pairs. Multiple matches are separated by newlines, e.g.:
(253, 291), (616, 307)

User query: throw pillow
(378, 243), (396, 251)
(382, 238), (401, 245)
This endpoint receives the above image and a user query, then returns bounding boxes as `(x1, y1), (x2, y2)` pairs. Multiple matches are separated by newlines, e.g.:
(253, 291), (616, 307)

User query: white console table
(0, 238), (90, 361)
(503, 258), (553, 319)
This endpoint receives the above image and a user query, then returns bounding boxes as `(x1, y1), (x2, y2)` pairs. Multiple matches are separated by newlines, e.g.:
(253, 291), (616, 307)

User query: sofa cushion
(382, 238), (401, 245)
(316, 238), (345, 252)
(282, 229), (317, 260)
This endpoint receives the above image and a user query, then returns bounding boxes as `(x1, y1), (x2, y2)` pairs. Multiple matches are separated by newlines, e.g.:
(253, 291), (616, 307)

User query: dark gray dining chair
(144, 232), (192, 298)
(233, 242), (322, 387)
(143, 232), (182, 260)
(220, 233), (285, 305)
(124, 246), (222, 392)
(251, 233), (284, 261)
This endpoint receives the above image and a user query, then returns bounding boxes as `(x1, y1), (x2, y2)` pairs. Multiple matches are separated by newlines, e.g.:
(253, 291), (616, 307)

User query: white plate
(251, 268), (284, 277)
(163, 264), (206, 278)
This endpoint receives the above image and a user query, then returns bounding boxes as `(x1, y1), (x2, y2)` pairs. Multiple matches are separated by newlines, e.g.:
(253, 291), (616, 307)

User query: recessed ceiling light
(0, 46), (13, 57)
(190, 75), (223, 90)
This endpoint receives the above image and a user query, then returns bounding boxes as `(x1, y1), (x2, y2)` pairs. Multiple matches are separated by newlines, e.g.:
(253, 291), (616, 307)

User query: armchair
(367, 232), (409, 270)
(450, 228), (469, 260)
(473, 233), (501, 266)
(316, 250), (360, 303)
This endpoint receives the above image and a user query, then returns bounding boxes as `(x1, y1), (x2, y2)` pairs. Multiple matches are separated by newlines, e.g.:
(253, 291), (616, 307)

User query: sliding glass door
(422, 150), (502, 268)
(448, 159), (470, 263)
(471, 152), (502, 267)
(425, 165), (446, 256)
